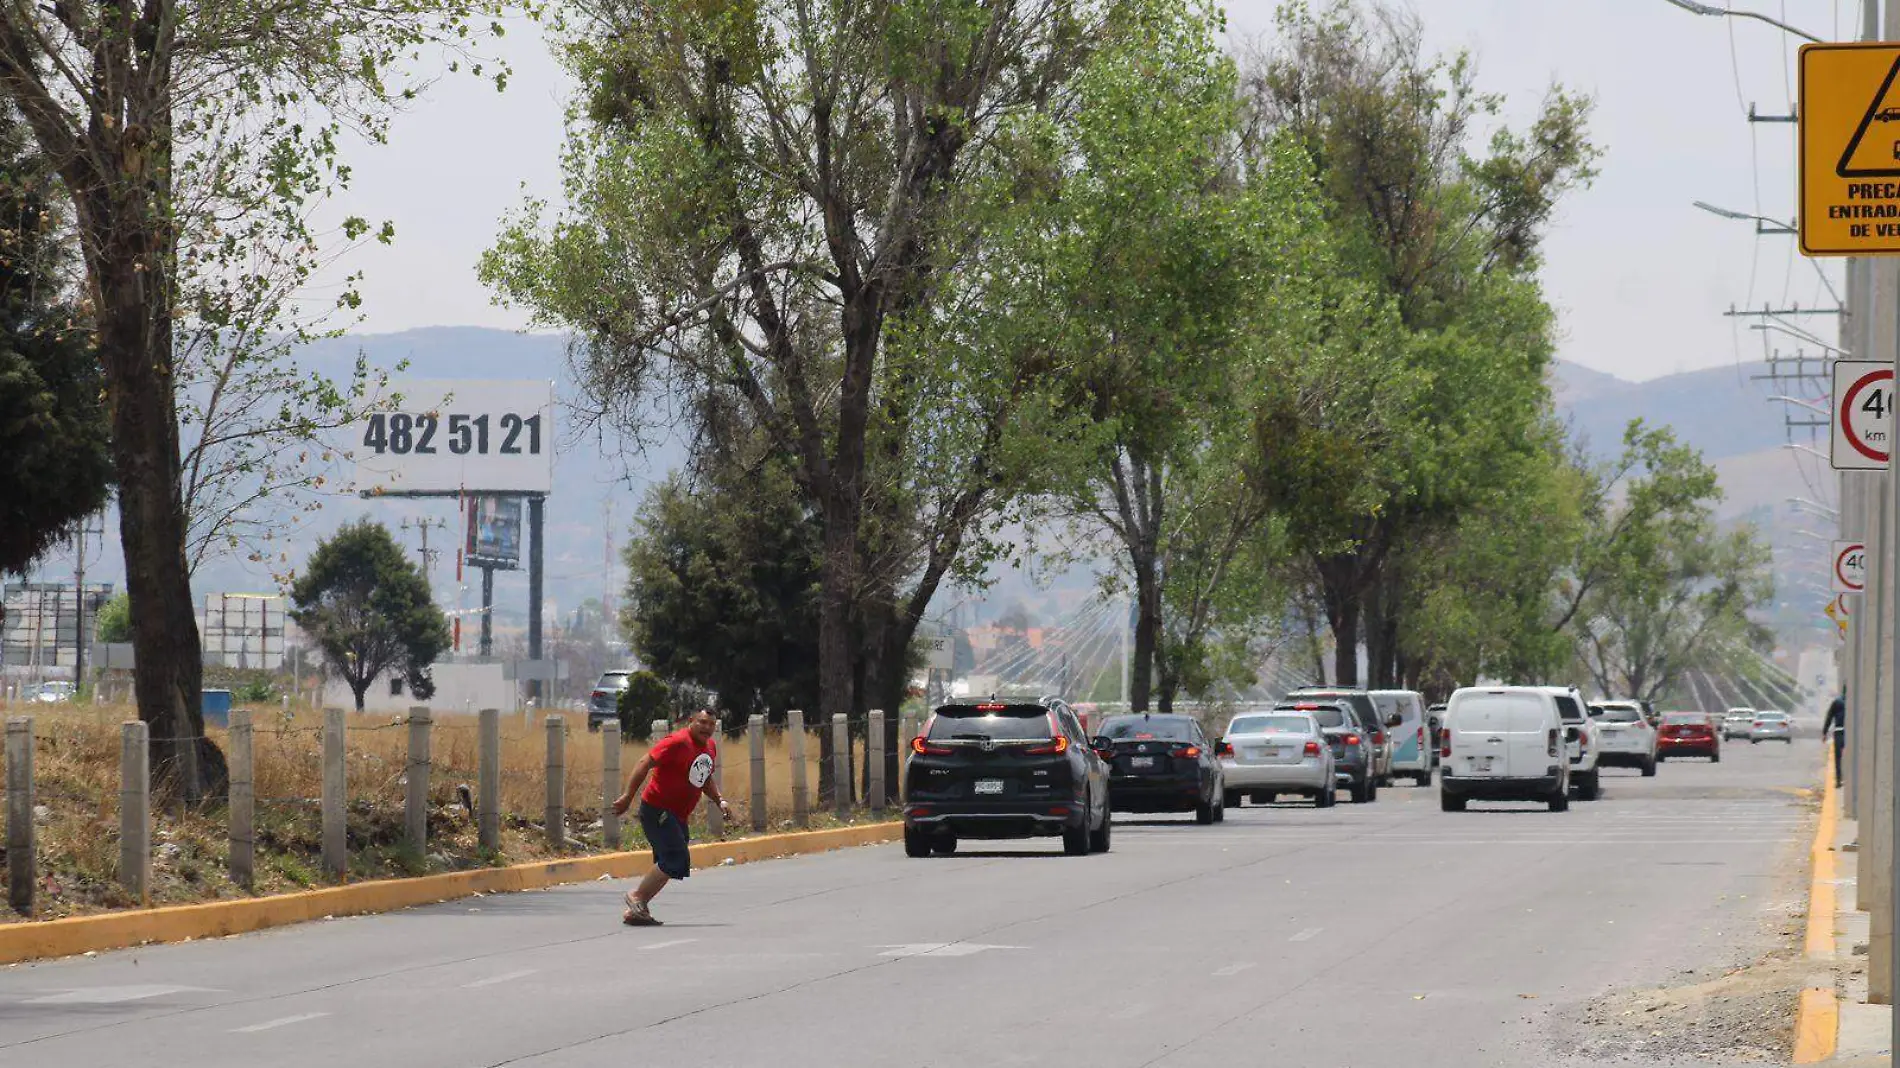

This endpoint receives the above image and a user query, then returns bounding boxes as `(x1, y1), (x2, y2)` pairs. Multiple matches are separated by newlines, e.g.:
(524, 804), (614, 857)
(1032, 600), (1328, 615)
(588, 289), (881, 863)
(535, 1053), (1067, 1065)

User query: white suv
(1438, 686), (1571, 812)
(1537, 685), (1601, 800)
(1589, 700), (1658, 777)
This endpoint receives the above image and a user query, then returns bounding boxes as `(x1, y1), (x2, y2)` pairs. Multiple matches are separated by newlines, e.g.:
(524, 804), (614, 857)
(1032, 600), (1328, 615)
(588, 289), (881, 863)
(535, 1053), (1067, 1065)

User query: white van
(1371, 690), (1432, 786)
(1438, 686), (1573, 812)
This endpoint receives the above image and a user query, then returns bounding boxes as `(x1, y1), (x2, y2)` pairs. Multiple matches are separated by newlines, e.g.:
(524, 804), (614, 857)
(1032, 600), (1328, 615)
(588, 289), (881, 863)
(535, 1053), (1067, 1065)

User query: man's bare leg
(623, 867), (671, 925)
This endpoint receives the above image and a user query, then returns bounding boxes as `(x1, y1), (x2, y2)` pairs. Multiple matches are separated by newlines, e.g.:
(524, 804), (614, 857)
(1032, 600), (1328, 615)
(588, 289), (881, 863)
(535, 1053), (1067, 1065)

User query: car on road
(902, 699), (1111, 856)
(1589, 701), (1657, 777)
(1217, 710), (1336, 808)
(1720, 712), (1755, 741)
(1537, 685), (1601, 800)
(1098, 712), (1226, 823)
(1279, 700), (1378, 803)
(1656, 712), (1721, 762)
(1372, 689), (1434, 786)
(1285, 687), (1396, 786)
(1749, 710), (1794, 744)
(587, 670), (637, 730)
(1438, 686), (1573, 812)
(30, 681), (75, 704)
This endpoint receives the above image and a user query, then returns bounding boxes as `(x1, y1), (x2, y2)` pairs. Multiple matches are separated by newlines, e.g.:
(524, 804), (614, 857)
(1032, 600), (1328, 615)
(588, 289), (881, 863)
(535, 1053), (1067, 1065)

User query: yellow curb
(0, 821), (901, 966)
(1793, 749), (1841, 1064)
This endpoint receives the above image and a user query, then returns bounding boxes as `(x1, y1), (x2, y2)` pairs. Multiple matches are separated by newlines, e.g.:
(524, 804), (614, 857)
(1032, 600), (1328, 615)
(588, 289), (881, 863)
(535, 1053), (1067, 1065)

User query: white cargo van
(1438, 686), (1572, 812)
(1371, 689), (1432, 786)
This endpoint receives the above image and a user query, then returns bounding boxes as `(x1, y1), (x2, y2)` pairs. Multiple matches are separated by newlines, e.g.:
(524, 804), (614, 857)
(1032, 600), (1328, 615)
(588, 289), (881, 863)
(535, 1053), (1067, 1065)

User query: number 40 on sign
(1832, 360), (1893, 471)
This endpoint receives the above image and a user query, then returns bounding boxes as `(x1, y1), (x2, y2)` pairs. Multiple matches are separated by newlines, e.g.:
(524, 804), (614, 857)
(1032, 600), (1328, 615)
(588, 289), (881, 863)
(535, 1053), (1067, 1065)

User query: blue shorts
(640, 802), (691, 879)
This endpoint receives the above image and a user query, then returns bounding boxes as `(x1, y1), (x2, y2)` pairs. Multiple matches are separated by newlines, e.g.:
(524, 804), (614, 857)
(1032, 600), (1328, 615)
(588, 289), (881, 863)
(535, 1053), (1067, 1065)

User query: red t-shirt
(642, 728), (716, 821)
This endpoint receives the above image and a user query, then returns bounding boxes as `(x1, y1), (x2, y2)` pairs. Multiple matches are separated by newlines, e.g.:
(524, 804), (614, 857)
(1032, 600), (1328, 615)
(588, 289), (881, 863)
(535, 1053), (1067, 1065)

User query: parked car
(1720, 713), (1755, 741)
(1285, 687), (1395, 786)
(30, 681), (75, 704)
(1537, 685), (1601, 800)
(1656, 713), (1721, 762)
(1438, 686), (1573, 812)
(587, 670), (636, 730)
(1217, 710), (1336, 808)
(1371, 689), (1433, 786)
(1750, 710), (1794, 744)
(1589, 701), (1658, 777)
(1280, 700), (1378, 803)
(902, 699), (1111, 856)
(1098, 712), (1226, 823)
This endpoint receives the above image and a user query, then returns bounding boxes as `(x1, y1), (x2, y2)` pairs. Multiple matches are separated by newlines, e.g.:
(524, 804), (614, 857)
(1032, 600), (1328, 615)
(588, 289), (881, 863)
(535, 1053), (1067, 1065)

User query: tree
(94, 592), (132, 644)
(1241, 0), (1598, 688)
(289, 521), (450, 712)
(621, 459), (822, 732)
(616, 671), (672, 740)
(485, 0), (1203, 797)
(0, 102), (110, 580)
(0, 0), (503, 796)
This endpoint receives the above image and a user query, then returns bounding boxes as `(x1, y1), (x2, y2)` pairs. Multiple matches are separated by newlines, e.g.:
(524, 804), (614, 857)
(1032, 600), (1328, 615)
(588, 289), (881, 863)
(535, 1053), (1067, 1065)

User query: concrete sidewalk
(1817, 799), (1893, 1065)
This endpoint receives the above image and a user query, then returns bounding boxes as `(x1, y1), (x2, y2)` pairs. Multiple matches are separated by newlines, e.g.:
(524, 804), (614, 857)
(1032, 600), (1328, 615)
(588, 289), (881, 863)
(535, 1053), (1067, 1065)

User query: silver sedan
(1218, 712), (1337, 807)
(1749, 711), (1794, 744)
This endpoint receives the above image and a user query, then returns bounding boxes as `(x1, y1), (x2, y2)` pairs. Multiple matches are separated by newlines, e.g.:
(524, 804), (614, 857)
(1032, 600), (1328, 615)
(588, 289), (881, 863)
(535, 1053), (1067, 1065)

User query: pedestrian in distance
(613, 709), (731, 926)
(1824, 689), (1846, 789)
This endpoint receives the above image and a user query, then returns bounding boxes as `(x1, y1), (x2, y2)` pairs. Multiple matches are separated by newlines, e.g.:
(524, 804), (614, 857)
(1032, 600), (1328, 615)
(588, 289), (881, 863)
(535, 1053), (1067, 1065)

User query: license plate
(1242, 748), (1265, 761)
(1267, 747), (1289, 759)
(1473, 756), (1493, 770)
(974, 779), (1004, 795)
(1130, 756), (1156, 769)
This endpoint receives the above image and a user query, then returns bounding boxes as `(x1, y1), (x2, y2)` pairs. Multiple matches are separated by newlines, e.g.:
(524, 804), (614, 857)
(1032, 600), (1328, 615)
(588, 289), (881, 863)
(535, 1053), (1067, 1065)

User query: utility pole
(400, 516), (447, 586)
(69, 516), (102, 689)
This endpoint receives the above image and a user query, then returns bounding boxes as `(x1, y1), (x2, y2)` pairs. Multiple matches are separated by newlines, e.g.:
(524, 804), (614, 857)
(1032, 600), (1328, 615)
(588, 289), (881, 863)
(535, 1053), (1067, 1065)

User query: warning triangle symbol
(1838, 55), (1900, 177)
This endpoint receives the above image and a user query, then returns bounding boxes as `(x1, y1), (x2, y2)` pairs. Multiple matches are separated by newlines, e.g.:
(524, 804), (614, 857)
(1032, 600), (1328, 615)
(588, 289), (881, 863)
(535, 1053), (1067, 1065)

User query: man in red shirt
(612, 709), (731, 926)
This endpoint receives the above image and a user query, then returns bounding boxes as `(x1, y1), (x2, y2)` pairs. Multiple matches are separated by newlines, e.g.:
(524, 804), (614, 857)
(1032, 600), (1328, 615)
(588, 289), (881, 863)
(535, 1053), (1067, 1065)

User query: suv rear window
(1099, 716), (1196, 741)
(1597, 708), (1642, 723)
(1228, 715), (1312, 735)
(1280, 704), (1346, 729)
(1553, 695), (1585, 722)
(927, 705), (1053, 741)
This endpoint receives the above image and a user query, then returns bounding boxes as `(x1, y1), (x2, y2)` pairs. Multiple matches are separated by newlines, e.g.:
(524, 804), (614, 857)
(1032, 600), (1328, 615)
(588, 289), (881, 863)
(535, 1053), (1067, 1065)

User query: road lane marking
(640, 939), (699, 951)
(232, 1013), (329, 1033)
(877, 943), (1023, 958)
(1290, 928), (1323, 942)
(1212, 962), (1256, 977)
(27, 985), (208, 1005)
(462, 969), (538, 988)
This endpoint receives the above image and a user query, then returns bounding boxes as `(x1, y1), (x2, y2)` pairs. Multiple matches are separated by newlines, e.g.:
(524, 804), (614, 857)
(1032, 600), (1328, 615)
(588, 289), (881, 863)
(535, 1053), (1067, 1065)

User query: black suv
(1097, 713), (1226, 824)
(903, 700), (1111, 857)
(1286, 687), (1394, 790)
(1278, 700), (1377, 803)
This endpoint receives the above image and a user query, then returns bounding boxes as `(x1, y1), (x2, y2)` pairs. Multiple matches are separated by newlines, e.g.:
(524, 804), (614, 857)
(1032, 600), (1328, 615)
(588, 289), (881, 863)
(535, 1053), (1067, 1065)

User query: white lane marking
(640, 938), (699, 951)
(877, 943), (1024, 958)
(1290, 928), (1323, 942)
(28, 985), (208, 1005)
(231, 1012), (329, 1033)
(462, 969), (538, 988)
(1212, 962), (1257, 977)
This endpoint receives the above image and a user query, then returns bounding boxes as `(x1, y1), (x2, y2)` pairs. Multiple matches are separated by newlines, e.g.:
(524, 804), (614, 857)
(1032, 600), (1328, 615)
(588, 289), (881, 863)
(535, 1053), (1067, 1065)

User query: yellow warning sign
(1801, 43), (1900, 255)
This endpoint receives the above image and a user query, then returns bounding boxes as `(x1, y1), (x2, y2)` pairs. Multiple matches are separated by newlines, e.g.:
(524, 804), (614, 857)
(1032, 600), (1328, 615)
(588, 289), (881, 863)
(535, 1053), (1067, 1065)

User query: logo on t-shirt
(688, 753), (714, 788)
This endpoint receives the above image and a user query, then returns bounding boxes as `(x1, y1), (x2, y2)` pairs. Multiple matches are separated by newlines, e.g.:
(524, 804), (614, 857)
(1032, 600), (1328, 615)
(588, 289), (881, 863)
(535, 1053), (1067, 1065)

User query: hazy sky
(316, 0), (1849, 383)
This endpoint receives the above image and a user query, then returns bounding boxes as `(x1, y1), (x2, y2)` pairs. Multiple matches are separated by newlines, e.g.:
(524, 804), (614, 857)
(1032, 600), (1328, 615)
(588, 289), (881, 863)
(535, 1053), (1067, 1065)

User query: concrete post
(788, 710), (809, 828)
(545, 715), (567, 851)
(832, 713), (850, 820)
(229, 708), (254, 889)
(6, 717), (33, 915)
(119, 720), (150, 903)
(868, 710), (886, 815)
(748, 715), (767, 832)
(602, 721), (622, 850)
(406, 707), (432, 855)
(478, 708), (501, 853)
(322, 707), (346, 879)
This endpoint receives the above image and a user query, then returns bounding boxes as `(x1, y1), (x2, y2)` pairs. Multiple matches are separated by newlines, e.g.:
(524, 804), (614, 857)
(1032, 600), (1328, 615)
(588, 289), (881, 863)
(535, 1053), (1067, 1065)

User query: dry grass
(0, 704), (894, 923)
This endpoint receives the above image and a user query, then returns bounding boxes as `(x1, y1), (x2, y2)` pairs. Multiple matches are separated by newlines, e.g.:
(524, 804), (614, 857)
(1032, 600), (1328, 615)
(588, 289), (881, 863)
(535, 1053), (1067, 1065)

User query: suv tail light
(1371, 731), (1385, 745)
(1547, 729), (1559, 758)
(1343, 733), (1361, 747)
(1173, 745), (1202, 759)
(911, 736), (951, 756)
(1417, 726), (1425, 748)
(1025, 735), (1071, 755)
(591, 690), (609, 701)
(1304, 740), (1321, 757)
(1215, 740), (1234, 757)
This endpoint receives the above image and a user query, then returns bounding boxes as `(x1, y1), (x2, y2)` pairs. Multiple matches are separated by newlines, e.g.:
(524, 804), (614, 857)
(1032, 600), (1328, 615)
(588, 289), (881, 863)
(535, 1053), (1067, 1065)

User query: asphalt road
(0, 729), (1823, 1068)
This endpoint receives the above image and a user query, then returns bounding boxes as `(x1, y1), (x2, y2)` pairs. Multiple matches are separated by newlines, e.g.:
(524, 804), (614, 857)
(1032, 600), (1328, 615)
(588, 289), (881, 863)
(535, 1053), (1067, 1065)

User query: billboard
(352, 380), (554, 496)
(467, 496), (524, 570)
(201, 593), (287, 670)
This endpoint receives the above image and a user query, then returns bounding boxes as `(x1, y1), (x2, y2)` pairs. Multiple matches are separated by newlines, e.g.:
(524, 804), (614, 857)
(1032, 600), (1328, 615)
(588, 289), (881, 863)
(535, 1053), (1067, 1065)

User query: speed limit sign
(1833, 360), (1894, 470)
(1833, 540), (1868, 593)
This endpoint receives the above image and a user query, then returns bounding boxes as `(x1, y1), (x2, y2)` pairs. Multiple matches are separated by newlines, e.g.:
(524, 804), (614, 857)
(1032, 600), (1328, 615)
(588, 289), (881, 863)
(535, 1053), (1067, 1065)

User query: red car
(1655, 713), (1721, 763)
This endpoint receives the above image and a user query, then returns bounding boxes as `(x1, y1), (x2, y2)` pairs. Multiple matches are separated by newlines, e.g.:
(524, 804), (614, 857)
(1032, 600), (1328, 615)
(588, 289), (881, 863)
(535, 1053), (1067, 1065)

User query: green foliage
(93, 592), (133, 645)
(0, 103), (110, 576)
(621, 459), (822, 728)
(288, 520), (450, 711)
(616, 671), (672, 740)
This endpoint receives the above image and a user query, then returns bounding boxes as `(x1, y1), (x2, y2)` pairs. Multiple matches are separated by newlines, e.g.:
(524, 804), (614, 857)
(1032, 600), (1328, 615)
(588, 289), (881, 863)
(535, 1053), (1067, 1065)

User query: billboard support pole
(528, 495), (545, 707)
(479, 565), (495, 659)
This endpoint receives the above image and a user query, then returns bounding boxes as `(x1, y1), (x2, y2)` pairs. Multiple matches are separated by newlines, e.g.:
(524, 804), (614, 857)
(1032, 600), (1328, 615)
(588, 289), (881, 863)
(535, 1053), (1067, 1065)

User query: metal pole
(480, 565), (495, 658)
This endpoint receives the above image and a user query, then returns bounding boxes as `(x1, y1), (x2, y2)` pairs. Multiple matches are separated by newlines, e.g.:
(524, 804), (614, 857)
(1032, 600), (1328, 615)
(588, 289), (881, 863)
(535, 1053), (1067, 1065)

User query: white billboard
(352, 380), (554, 495)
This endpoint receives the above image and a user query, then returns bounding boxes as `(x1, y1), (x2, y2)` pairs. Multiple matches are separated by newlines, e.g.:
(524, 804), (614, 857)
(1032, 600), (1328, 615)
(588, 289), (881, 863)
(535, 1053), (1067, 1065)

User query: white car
(30, 681), (76, 704)
(1589, 701), (1657, 777)
(1537, 685), (1601, 800)
(1439, 686), (1571, 812)
(1750, 710), (1794, 744)
(1720, 713), (1755, 741)
(1217, 711), (1336, 808)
